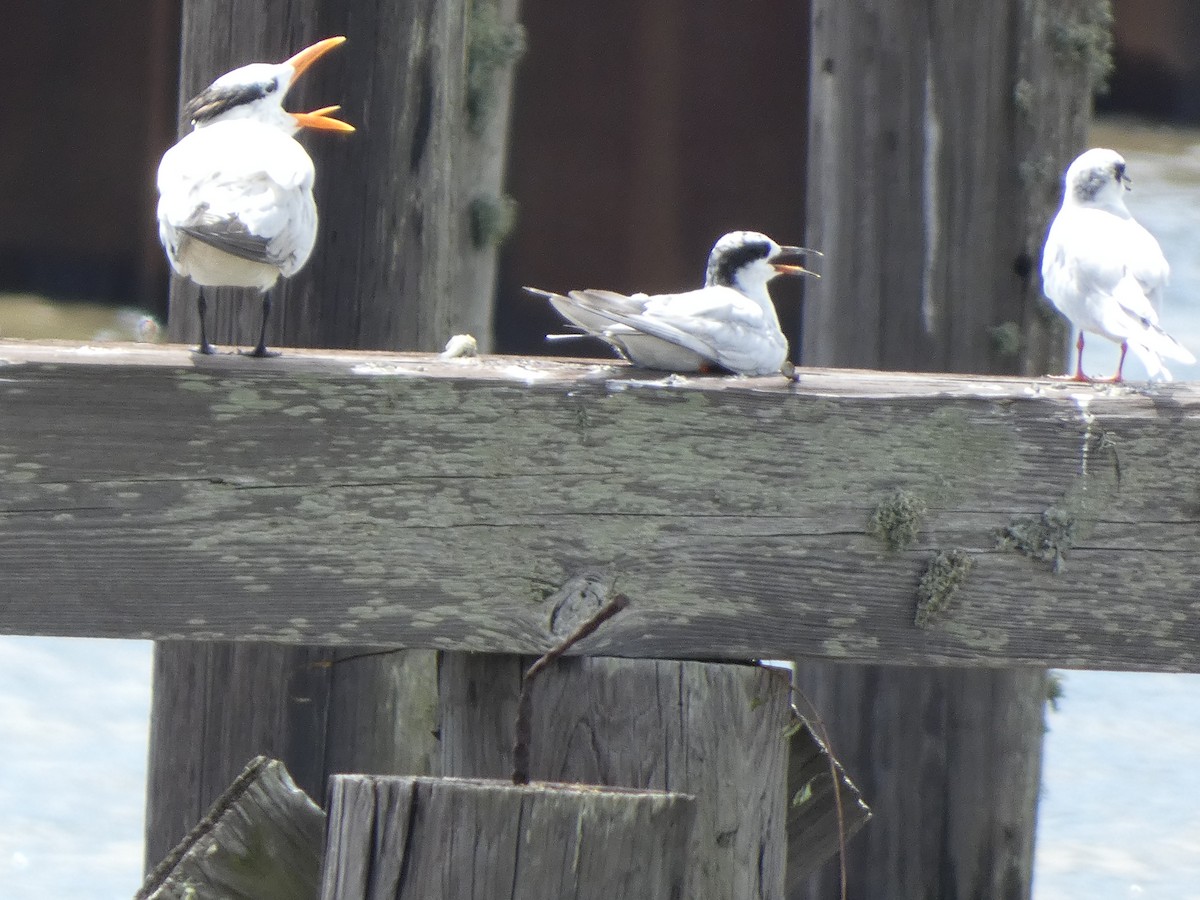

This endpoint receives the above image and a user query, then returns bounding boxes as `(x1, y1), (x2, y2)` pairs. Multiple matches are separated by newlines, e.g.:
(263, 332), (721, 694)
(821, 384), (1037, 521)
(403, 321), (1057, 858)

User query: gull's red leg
(1049, 331), (1090, 382)
(1097, 342), (1128, 383)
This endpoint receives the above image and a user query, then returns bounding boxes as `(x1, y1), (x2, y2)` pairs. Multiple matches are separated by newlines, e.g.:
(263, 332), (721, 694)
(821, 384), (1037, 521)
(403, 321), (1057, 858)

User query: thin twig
(511, 594), (630, 785)
(314, 647), (405, 668)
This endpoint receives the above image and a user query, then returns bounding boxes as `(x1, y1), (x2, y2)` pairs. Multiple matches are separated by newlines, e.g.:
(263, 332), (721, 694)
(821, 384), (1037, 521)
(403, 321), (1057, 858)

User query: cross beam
(2, 340), (1197, 671)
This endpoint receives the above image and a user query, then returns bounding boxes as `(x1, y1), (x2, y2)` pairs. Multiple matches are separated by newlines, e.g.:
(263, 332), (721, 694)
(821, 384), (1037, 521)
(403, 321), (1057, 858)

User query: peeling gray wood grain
(137, 756), (324, 900)
(2, 341), (1200, 671)
(438, 654), (793, 899)
(791, 663), (1049, 900)
(803, 0), (1086, 376)
(143, 644), (332, 871)
(143, 642), (442, 870)
(320, 775), (695, 900)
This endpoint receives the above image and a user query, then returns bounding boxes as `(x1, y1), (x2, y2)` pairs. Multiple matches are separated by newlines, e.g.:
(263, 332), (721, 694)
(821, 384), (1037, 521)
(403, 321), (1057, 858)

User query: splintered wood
(136, 756), (324, 900)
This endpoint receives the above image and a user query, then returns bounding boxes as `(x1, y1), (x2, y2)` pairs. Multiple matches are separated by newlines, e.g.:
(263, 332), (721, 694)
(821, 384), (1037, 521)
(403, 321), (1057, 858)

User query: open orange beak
(283, 36), (354, 131)
(291, 105), (356, 132)
(284, 35), (347, 79)
(772, 263), (819, 278)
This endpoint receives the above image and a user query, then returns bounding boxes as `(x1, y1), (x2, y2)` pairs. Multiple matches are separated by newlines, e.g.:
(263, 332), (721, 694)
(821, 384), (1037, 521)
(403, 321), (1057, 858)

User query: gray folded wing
(178, 205), (279, 266)
(528, 287), (715, 371)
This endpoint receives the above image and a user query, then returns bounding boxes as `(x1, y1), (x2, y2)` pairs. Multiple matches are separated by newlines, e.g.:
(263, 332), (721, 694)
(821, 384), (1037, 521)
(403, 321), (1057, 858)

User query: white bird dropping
(527, 231), (820, 376)
(157, 36), (354, 356)
(1041, 147), (1194, 382)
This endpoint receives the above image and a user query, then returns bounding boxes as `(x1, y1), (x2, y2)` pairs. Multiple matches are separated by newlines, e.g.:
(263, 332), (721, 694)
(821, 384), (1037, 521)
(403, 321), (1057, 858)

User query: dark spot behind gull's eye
(1072, 167), (1109, 203)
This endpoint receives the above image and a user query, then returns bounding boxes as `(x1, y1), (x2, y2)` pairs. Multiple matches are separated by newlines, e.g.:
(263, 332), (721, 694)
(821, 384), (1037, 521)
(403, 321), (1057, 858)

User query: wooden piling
(439, 654), (795, 899)
(797, 1), (1100, 895)
(320, 775), (695, 900)
(147, 0), (522, 867)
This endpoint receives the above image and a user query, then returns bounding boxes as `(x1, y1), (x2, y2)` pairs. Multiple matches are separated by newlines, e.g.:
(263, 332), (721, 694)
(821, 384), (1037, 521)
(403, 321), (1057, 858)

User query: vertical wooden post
(438, 654), (792, 899)
(321, 775), (696, 899)
(797, 1), (1098, 896)
(148, 0), (521, 870)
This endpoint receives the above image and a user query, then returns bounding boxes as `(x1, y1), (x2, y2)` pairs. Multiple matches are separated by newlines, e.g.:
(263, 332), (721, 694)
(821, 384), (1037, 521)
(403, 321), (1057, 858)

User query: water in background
(2, 118), (1200, 898)
(1060, 120), (1200, 381)
(1031, 118), (1200, 899)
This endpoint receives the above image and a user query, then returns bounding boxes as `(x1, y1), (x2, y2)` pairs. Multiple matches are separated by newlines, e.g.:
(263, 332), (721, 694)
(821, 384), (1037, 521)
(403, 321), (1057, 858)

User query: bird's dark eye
(1115, 162), (1126, 179)
(264, 80), (279, 94)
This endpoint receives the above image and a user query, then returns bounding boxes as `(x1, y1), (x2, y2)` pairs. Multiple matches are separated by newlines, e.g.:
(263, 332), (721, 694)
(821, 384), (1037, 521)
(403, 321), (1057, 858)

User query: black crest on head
(184, 81), (275, 124)
(709, 237), (774, 287)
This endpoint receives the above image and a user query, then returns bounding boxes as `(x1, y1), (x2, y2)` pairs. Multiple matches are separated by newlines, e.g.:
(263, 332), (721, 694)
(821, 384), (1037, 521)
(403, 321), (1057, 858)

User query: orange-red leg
(1094, 342), (1128, 383)
(1048, 331), (1090, 382)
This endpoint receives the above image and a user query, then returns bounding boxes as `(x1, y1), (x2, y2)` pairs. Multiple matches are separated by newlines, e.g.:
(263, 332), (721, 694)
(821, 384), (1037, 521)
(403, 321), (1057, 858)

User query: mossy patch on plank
(914, 549), (973, 628)
(868, 490), (928, 550)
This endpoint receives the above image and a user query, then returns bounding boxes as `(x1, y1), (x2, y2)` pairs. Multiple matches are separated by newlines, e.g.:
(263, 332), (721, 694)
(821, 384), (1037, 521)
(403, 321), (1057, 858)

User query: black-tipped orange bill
(284, 35), (347, 79)
(773, 263), (819, 278)
(774, 245), (824, 259)
(291, 105), (355, 132)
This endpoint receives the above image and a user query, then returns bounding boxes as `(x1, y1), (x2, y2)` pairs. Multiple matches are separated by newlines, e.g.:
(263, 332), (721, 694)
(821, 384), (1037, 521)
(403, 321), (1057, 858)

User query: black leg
(246, 292), (279, 358)
(196, 291), (215, 355)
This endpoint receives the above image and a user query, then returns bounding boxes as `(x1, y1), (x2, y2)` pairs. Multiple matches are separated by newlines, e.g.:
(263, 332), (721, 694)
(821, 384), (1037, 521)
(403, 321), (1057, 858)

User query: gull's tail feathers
(1126, 342), (1174, 382)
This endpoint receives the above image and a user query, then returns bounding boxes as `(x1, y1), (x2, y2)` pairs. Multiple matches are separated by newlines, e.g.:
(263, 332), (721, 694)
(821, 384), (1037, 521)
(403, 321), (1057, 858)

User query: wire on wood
(511, 594), (631, 785)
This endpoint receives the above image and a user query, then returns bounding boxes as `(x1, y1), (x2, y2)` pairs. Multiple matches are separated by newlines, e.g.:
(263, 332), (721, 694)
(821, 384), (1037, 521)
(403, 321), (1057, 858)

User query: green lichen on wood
(1045, 671), (1065, 712)
(787, 777), (816, 811)
(989, 321), (1022, 359)
(1012, 79), (1034, 117)
(469, 193), (518, 249)
(467, 0), (527, 134)
(867, 490), (927, 550)
(1018, 153), (1058, 191)
(1000, 475), (1112, 574)
(1050, 0), (1114, 92)
(1000, 505), (1077, 574)
(914, 549), (973, 628)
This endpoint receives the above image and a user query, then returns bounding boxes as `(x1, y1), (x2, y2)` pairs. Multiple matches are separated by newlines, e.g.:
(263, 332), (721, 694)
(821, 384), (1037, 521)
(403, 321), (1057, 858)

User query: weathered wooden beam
(3, 340), (1200, 671)
(137, 756), (324, 900)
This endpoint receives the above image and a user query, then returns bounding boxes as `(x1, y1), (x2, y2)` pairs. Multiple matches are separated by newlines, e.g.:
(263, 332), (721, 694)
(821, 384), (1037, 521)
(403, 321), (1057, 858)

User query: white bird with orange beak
(157, 36), (355, 356)
(528, 231), (819, 376)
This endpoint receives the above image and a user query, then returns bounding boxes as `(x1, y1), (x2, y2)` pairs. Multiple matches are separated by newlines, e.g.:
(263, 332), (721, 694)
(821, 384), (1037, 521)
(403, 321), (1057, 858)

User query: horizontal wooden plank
(2, 339), (1199, 671)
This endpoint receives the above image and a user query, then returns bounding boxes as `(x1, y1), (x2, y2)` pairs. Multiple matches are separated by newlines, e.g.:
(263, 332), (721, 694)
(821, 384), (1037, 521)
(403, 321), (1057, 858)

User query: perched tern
(527, 231), (819, 376)
(1041, 147), (1194, 382)
(157, 36), (354, 356)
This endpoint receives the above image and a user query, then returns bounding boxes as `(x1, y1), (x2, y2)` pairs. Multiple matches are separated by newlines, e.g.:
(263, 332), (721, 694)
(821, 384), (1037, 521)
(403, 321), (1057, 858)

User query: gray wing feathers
(527, 286), (714, 370)
(572, 292), (718, 358)
(179, 206), (278, 266)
